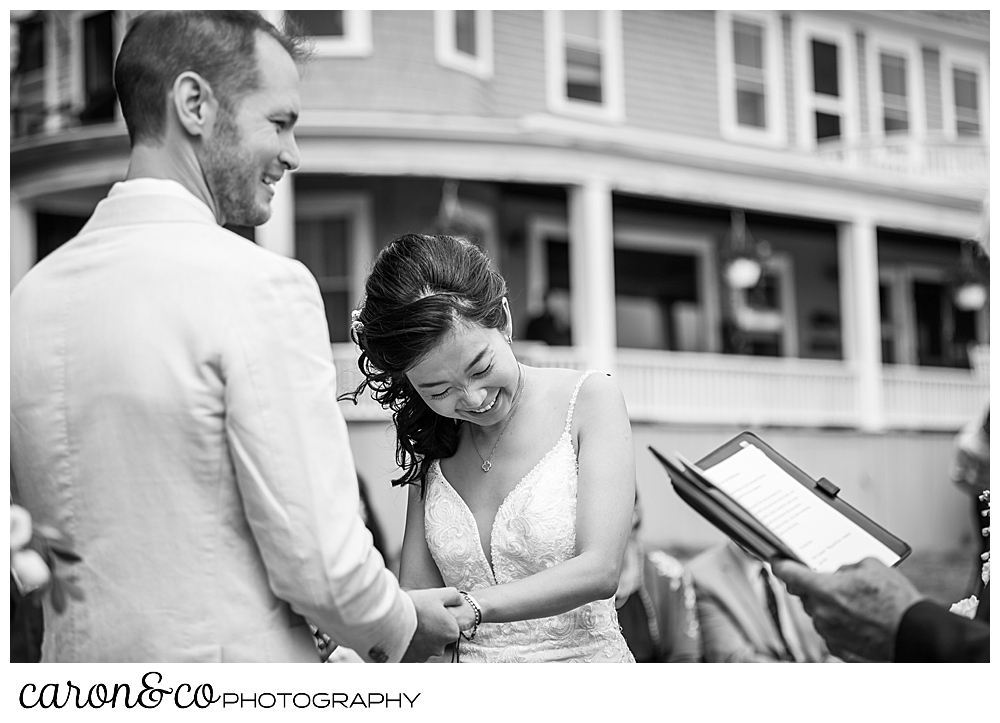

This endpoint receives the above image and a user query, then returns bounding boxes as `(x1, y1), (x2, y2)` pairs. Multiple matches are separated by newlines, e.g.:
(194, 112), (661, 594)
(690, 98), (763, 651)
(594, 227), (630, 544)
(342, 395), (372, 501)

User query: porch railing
(614, 349), (859, 427)
(883, 365), (989, 430)
(332, 343), (987, 430)
(813, 135), (988, 180)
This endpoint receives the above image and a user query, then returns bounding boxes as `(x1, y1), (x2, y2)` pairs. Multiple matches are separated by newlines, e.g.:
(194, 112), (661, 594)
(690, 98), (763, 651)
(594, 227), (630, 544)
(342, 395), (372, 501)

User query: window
(11, 13), (48, 137)
(879, 53), (908, 132)
(953, 69), (980, 135)
(80, 11), (117, 124)
(865, 33), (923, 139)
(716, 10), (786, 145)
(435, 10), (493, 78)
(793, 15), (858, 149)
(613, 229), (721, 353)
(545, 10), (624, 121)
(16, 15), (45, 74)
(283, 10), (372, 57)
(294, 194), (373, 343)
(879, 266), (988, 369)
(940, 48), (989, 140)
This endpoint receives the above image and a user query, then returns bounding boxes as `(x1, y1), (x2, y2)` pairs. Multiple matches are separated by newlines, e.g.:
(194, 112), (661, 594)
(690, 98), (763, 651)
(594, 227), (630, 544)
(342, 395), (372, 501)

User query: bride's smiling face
(405, 315), (520, 430)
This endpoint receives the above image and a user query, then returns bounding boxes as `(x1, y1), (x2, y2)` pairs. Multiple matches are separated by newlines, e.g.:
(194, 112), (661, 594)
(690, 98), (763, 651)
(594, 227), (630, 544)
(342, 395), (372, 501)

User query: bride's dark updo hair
(342, 233), (509, 491)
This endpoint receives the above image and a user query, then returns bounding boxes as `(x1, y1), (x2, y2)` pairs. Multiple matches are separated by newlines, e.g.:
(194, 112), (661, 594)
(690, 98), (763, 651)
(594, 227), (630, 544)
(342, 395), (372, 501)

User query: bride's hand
(447, 596), (477, 632)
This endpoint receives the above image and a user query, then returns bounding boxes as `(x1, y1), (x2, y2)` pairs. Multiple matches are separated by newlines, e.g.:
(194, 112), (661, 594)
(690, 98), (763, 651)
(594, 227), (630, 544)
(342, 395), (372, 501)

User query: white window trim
(68, 10), (125, 121)
(716, 9), (787, 147)
(544, 9), (625, 123)
(879, 267), (912, 365)
(277, 10), (372, 58)
(526, 217), (723, 353)
(295, 193), (374, 314)
(792, 13), (860, 151)
(880, 263), (988, 366)
(614, 227), (723, 353)
(940, 46), (990, 142)
(434, 9), (493, 80)
(865, 30), (926, 141)
(526, 216), (570, 318)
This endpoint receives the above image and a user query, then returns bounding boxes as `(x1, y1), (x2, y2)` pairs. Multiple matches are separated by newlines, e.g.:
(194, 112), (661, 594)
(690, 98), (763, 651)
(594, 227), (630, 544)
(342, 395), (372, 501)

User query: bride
(344, 233), (636, 662)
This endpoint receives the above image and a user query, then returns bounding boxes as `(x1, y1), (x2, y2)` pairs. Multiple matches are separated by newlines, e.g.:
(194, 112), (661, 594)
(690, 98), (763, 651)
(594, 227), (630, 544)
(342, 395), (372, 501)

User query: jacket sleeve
(894, 600), (989, 663)
(691, 576), (782, 663)
(221, 257), (416, 663)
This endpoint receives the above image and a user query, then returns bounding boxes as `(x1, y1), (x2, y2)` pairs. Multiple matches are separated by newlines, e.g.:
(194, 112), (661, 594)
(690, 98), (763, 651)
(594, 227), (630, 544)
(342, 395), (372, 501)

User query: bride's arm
(466, 372), (636, 624)
(398, 482), (447, 591)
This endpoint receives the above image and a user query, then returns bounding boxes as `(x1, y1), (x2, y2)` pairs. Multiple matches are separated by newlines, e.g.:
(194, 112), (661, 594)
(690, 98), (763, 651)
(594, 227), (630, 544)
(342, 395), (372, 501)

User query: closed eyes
(429, 362), (494, 400)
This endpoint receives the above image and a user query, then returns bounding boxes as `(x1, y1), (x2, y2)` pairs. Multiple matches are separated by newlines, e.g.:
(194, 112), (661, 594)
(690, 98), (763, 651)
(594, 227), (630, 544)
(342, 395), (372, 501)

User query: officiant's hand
(772, 557), (924, 662)
(402, 587), (463, 662)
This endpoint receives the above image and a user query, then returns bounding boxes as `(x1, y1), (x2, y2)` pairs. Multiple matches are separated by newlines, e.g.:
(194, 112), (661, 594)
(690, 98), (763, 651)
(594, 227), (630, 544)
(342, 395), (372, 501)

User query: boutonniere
(10, 504), (84, 613)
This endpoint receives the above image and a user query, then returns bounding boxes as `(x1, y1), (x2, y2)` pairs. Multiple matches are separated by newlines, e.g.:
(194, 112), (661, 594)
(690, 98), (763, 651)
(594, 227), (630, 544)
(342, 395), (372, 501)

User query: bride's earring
(505, 335), (512, 344)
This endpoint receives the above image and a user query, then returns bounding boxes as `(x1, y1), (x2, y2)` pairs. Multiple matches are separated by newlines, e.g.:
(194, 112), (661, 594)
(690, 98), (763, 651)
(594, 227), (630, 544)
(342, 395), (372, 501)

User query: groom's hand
(401, 587), (462, 662)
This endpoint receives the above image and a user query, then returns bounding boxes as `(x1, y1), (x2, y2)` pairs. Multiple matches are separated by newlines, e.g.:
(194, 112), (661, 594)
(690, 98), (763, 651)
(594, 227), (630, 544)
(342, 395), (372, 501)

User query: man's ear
(171, 71), (218, 138)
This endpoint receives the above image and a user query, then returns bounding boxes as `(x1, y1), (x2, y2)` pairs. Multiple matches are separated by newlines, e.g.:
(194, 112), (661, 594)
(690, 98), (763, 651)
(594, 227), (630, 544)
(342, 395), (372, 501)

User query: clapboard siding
(623, 10), (719, 138)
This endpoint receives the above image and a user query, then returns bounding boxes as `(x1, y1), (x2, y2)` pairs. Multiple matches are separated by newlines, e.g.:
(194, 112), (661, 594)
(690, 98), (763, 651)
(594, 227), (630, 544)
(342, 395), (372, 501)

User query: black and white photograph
(7, 7), (990, 714)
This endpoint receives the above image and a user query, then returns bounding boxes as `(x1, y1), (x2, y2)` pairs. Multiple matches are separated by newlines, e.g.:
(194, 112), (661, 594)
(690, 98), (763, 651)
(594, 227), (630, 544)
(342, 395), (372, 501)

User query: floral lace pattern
(423, 371), (635, 663)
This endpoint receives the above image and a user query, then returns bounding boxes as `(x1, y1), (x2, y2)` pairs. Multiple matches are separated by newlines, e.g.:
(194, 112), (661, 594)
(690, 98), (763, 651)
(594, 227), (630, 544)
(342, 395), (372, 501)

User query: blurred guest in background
(525, 287), (572, 346)
(690, 541), (837, 662)
(615, 494), (701, 662)
(951, 408), (990, 595)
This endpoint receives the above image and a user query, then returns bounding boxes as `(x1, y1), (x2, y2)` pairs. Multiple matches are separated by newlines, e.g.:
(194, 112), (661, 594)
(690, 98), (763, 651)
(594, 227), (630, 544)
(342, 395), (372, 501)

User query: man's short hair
(114, 11), (308, 147)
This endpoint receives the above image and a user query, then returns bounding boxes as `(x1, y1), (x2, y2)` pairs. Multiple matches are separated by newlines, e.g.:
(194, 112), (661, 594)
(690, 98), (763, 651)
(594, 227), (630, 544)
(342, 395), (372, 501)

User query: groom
(10, 10), (460, 662)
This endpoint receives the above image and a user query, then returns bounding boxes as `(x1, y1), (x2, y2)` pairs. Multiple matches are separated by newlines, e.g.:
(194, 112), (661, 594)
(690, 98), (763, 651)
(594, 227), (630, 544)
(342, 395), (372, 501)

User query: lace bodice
(423, 370), (635, 663)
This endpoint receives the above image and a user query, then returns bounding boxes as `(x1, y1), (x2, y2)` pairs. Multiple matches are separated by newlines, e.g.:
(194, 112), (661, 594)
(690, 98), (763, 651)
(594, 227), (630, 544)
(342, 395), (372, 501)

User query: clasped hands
(400, 587), (481, 662)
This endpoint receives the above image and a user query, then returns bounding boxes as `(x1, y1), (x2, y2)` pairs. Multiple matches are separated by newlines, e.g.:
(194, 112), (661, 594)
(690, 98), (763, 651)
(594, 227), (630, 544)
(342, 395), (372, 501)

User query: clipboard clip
(815, 477), (840, 498)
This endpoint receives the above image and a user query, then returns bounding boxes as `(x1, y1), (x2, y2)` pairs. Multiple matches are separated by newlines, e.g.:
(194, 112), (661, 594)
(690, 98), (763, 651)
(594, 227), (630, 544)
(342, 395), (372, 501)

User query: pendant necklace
(469, 363), (525, 473)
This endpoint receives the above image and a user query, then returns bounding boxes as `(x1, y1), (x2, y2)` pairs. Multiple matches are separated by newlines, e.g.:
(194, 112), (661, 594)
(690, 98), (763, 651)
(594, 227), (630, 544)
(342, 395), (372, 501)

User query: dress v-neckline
(433, 429), (573, 583)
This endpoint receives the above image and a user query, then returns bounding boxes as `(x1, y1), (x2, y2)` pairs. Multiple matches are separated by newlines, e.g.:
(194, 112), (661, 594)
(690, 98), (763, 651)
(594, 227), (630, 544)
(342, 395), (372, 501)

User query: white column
(256, 174), (295, 257)
(568, 178), (617, 377)
(10, 194), (36, 292)
(839, 216), (884, 431)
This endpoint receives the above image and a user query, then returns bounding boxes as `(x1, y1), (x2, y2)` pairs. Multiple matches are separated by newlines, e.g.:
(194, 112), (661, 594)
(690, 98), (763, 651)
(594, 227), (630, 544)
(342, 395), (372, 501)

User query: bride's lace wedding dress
(423, 371), (635, 662)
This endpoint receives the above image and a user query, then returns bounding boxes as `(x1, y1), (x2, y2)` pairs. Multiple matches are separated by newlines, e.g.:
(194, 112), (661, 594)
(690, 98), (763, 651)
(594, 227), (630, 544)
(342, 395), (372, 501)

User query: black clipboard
(651, 431), (911, 568)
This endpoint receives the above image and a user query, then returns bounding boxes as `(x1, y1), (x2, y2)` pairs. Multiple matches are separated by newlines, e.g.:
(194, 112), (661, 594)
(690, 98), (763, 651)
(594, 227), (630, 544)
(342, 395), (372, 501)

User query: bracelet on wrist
(458, 590), (483, 640)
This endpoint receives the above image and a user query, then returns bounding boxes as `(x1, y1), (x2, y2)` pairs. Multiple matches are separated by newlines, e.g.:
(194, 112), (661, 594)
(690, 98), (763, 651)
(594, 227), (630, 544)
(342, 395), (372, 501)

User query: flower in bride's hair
(350, 308), (365, 336)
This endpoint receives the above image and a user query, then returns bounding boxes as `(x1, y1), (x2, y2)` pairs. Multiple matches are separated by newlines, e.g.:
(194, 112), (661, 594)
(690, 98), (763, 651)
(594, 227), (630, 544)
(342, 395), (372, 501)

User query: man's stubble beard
(203, 110), (269, 227)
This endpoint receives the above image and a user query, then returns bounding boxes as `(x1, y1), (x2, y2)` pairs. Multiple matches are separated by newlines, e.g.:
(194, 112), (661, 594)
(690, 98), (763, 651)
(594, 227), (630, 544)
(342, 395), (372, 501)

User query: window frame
(792, 13), (859, 150)
(939, 46), (990, 141)
(613, 227), (723, 353)
(68, 10), (126, 123)
(280, 10), (373, 58)
(864, 30), (925, 141)
(434, 9), (493, 79)
(879, 263), (989, 367)
(544, 9), (625, 123)
(716, 9), (787, 147)
(294, 193), (374, 343)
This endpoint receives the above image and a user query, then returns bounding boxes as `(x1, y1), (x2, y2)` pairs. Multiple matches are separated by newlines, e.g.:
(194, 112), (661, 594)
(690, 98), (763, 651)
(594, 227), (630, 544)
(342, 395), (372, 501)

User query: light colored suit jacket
(689, 543), (834, 663)
(10, 179), (416, 662)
